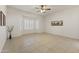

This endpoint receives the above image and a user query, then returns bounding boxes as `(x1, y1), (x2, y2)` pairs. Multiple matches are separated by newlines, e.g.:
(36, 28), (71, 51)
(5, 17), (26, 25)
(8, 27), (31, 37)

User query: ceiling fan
(35, 5), (51, 13)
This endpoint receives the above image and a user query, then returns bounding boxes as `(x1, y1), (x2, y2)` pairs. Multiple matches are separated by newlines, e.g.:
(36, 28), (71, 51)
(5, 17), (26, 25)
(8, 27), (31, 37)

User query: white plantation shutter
(36, 20), (39, 30)
(23, 17), (39, 30)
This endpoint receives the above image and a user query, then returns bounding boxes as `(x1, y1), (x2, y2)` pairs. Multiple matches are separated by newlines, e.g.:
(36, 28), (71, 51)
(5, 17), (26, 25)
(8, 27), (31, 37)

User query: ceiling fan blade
(36, 10), (40, 12)
(35, 7), (40, 9)
(45, 8), (51, 10)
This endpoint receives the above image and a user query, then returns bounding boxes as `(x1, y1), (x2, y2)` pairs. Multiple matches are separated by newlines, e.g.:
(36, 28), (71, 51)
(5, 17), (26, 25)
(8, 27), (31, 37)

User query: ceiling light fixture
(35, 5), (51, 13)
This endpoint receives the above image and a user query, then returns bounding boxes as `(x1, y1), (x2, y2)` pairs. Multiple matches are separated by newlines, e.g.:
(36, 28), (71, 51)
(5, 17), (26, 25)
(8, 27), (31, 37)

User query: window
(36, 20), (39, 30)
(23, 17), (39, 30)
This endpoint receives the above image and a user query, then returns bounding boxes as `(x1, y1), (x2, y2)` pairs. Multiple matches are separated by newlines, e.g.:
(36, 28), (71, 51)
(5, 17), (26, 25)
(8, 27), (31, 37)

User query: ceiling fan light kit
(40, 9), (46, 13)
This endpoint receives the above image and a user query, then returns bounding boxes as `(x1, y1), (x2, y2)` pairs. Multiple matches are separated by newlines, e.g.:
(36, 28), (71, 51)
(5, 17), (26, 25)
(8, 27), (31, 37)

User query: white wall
(45, 7), (79, 39)
(0, 26), (7, 52)
(6, 7), (44, 37)
(0, 5), (7, 52)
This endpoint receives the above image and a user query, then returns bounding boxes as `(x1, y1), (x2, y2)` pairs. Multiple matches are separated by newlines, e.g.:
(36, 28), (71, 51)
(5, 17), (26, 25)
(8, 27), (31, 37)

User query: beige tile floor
(2, 33), (79, 53)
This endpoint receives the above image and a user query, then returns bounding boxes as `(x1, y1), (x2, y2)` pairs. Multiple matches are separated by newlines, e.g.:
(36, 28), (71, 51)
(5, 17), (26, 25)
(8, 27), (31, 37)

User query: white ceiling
(8, 5), (77, 15)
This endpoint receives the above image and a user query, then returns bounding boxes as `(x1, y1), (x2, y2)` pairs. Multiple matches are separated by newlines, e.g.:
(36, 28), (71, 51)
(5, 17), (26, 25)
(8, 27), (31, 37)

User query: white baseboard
(47, 32), (79, 40)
